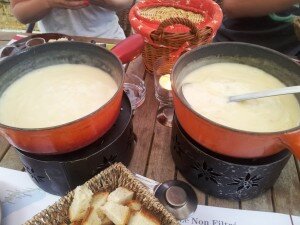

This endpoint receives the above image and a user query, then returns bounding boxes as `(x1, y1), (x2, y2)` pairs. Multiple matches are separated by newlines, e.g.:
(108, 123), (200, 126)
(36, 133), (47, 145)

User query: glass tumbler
(123, 71), (146, 111)
(153, 57), (174, 127)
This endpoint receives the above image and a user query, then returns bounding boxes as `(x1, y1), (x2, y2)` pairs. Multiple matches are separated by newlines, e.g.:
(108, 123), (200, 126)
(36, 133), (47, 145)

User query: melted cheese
(0, 64), (118, 128)
(181, 62), (300, 132)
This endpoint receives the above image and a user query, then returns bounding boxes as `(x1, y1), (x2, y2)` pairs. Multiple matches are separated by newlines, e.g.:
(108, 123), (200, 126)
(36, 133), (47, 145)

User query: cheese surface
(181, 62), (300, 132)
(0, 64), (118, 128)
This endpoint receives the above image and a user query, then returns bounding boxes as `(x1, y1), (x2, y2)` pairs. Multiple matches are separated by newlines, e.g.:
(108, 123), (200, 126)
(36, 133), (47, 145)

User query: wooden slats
(0, 40), (8, 45)
(0, 146), (23, 170)
(208, 196), (240, 209)
(146, 122), (175, 182)
(0, 31), (119, 43)
(241, 191), (274, 212)
(295, 157), (300, 182)
(0, 31), (16, 41)
(0, 136), (10, 160)
(272, 157), (300, 215)
(127, 58), (159, 175)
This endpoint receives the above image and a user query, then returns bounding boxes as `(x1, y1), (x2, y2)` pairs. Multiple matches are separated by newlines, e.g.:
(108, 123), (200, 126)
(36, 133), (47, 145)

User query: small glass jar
(153, 57), (174, 127)
(123, 71), (146, 111)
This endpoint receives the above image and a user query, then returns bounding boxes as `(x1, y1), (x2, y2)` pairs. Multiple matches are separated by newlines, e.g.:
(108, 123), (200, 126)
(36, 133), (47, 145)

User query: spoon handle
(229, 85), (300, 102)
(134, 173), (160, 194)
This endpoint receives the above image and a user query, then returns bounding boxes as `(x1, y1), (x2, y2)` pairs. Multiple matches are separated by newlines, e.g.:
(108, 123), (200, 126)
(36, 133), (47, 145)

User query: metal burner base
(17, 94), (134, 196)
(171, 116), (291, 200)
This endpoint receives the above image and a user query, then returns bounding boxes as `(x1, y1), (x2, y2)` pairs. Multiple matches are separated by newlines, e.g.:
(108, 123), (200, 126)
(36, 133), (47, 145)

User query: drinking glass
(123, 71), (146, 111)
(153, 57), (174, 127)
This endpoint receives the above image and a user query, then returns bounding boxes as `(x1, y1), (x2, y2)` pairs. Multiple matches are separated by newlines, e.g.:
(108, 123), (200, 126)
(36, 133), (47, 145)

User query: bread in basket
(24, 163), (179, 225)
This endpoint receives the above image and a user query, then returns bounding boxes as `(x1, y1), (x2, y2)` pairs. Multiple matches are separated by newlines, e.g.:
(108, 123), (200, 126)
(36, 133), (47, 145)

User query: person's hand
(47, 0), (89, 10)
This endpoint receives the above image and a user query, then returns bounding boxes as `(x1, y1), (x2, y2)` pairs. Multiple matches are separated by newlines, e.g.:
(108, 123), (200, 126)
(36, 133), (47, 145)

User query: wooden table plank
(128, 73), (159, 175)
(241, 190), (274, 212)
(272, 157), (300, 216)
(0, 31), (119, 43)
(208, 196), (240, 209)
(0, 137), (10, 160)
(0, 146), (23, 170)
(0, 40), (8, 46)
(72, 36), (119, 44)
(0, 31), (17, 41)
(146, 122), (175, 183)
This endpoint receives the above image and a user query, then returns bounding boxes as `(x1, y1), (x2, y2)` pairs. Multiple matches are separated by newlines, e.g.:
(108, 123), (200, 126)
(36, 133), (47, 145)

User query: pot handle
(280, 132), (300, 159)
(111, 34), (145, 64)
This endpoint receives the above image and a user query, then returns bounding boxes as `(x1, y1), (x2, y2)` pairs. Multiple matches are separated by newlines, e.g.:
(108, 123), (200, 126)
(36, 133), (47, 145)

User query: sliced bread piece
(91, 192), (109, 209)
(107, 187), (134, 204)
(82, 207), (101, 225)
(126, 200), (142, 212)
(97, 211), (113, 225)
(100, 201), (130, 225)
(128, 209), (161, 225)
(96, 201), (113, 225)
(69, 185), (93, 222)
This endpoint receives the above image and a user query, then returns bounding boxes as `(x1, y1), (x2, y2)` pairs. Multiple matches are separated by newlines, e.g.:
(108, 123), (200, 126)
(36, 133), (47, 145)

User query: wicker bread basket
(24, 163), (179, 225)
(130, 0), (223, 72)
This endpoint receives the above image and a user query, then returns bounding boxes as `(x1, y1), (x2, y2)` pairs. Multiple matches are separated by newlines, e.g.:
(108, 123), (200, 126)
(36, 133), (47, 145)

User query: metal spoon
(181, 83), (300, 103)
(134, 174), (198, 220)
(228, 85), (300, 102)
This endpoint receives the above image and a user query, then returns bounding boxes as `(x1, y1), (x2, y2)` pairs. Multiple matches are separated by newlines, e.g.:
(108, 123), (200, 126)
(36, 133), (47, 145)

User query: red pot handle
(111, 34), (145, 64)
(280, 132), (300, 159)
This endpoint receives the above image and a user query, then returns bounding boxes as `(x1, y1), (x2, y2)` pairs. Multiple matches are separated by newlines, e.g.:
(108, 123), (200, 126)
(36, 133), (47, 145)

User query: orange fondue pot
(0, 35), (144, 155)
(171, 42), (300, 159)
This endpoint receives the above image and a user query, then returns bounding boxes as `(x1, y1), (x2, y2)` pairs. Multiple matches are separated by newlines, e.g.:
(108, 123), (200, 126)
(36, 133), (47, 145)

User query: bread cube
(107, 187), (134, 204)
(128, 209), (161, 225)
(100, 201), (130, 225)
(126, 200), (142, 212)
(82, 207), (101, 225)
(69, 186), (93, 222)
(91, 192), (109, 209)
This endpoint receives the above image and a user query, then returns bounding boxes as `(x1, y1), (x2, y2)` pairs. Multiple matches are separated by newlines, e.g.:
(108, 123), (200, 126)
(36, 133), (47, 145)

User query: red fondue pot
(171, 42), (300, 159)
(0, 34), (144, 155)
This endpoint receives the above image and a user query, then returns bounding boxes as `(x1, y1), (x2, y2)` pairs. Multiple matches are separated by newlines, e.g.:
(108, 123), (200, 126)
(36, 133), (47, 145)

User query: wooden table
(0, 31), (299, 219)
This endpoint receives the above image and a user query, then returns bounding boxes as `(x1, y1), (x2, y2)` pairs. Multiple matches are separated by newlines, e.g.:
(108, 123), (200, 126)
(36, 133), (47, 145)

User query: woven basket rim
(134, 2), (209, 29)
(137, 5), (206, 18)
(24, 163), (180, 225)
(138, 6), (205, 27)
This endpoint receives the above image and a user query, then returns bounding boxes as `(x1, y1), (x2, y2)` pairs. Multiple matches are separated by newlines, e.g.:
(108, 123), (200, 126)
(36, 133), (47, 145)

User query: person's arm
(222, 0), (300, 18)
(11, 0), (88, 24)
(89, 0), (134, 11)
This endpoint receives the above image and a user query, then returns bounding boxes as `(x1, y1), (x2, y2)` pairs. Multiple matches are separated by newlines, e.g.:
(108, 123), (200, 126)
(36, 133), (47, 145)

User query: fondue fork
(228, 85), (300, 102)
